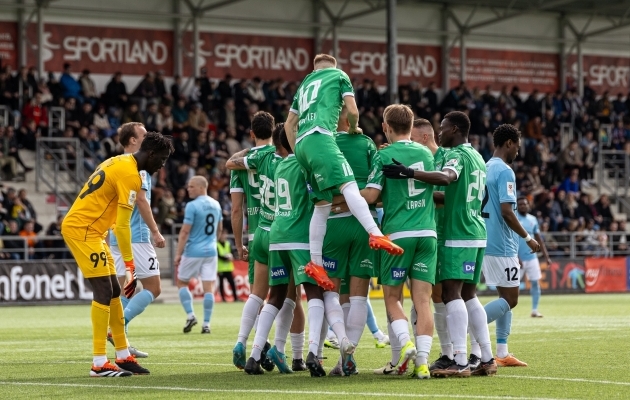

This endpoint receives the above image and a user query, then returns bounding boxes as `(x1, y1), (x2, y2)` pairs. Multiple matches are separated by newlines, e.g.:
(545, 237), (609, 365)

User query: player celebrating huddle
(283, 54), (402, 291)
(383, 111), (495, 377)
(363, 105), (436, 378)
(482, 124), (540, 367)
(62, 131), (172, 377)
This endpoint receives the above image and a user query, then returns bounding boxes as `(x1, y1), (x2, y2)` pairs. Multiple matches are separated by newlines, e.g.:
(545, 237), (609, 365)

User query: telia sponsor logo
(270, 266), (287, 279)
(391, 268), (406, 280)
(323, 257), (337, 272)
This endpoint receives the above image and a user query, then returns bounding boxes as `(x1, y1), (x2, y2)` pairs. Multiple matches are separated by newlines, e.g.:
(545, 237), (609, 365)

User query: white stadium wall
(0, 0), (630, 95)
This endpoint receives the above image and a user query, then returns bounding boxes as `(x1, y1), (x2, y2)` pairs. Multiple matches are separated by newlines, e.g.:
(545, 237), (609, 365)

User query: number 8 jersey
(183, 195), (222, 258)
(63, 154), (142, 241)
(441, 144), (487, 247)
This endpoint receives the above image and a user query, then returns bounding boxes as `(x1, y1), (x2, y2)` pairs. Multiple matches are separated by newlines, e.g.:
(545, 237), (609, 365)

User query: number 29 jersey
(183, 195), (223, 258)
(62, 154), (141, 241)
(442, 144), (487, 247)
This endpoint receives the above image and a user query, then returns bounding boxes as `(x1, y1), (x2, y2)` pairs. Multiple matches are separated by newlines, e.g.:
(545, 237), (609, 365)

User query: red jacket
(22, 103), (48, 127)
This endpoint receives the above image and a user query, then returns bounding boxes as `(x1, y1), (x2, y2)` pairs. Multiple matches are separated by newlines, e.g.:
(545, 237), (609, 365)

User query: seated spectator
(104, 72), (128, 110)
(594, 194), (614, 229)
(0, 128), (18, 179)
(144, 102), (159, 131)
(100, 131), (123, 160)
(64, 97), (81, 132)
(157, 105), (173, 136)
(609, 221), (628, 254)
(194, 131), (215, 170)
(527, 165), (545, 198)
(561, 190), (579, 221)
(22, 92), (48, 133)
(188, 102), (208, 138)
(17, 119), (40, 151)
(171, 163), (191, 193)
(78, 101), (95, 129)
(173, 98), (189, 133)
(359, 108), (380, 138)
(225, 126), (241, 156)
(122, 103), (143, 124)
(19, 220), (38, 259)
(218, 98), (236, 132)
(45, 214), (67, 259)
(79, 69), (98, 105)
(93, 104), (115, 137)
(47, 72), (63, 105)
(59, 63), (82, 101)
(172, 131), (191, 163)
(558, 168), (581, 195)
(214, 130), (230, 161)
(2, 219), (23, 259)
(174, 187), (188, 222)
(17, 189), (39, 230)
(132, 72), (157, 109)
(577, 193), (597, 223)
(593, 232), (611, 257)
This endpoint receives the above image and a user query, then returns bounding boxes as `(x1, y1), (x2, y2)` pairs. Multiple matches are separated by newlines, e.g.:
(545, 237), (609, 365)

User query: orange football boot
(305, 261), (336, 291)
(495, 354), (528, 367)
(369, 234), (404, 255)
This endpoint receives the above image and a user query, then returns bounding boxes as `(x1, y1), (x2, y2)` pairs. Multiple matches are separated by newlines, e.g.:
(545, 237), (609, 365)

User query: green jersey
(441, 143), (487, 246)
(244, 145), (281, 230)
(433, 146), (446, 241)
(270, 155), (313, 246)
(290, 67), (354, 144)
(229, 147), (266, 236)
(330, 132), (378, 218)
(367, 140), (436, 238)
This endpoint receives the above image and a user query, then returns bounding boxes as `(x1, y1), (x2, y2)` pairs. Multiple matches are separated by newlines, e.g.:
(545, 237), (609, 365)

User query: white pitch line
(10, 361), (234, 367)
(498, 375), (630, 387)
(0, 382), (575, 400)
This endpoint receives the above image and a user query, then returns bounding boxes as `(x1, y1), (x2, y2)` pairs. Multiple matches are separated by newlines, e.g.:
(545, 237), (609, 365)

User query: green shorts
(295, 133), (356, 203)
(248, 240), (255, 284)
(437, 245), (484, 284)
(323, 216), (377, 281)
(380, 236), (437, 286)
(269, 249), (316, 286)
(251, 227), (270, 266)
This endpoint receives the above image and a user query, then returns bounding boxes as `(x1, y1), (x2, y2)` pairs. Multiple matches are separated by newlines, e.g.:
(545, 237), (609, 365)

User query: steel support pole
(577, 39), (583, 97)
(313, 0), (321, 54)
(332, 23), (338, 58)
(386, 0), (397, 104)
(173, 0), (183, 77)
(559, 16), (567, 92)
(193, 13), (200, 78)
(459, 33), (466, 83)
(441, 6), (450, 93)
(36, 3), (43, 79)
(17, 0), (26, 67)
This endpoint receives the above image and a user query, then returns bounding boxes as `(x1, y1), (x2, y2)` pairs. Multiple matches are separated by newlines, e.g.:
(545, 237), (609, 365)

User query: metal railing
(596, 123), (630, 217)
(35, 137), (86, 213)
(0, 105), (9, 128)
(0, 235), (70, 260)
(48, 107), (65, 136)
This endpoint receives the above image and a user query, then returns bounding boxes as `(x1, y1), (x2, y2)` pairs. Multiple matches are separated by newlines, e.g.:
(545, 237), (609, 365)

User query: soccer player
(517, 196), (550, 318)
(227, 113), (299, 373)
(362, 105), (436, 378)
(61, 131), (172, 377)
(382, 111), (495, 377)
(108, 122), (166, 358)
(174, 176), (223, 334)
(283, 53), (402, 291)
(482, 124), (540, 367)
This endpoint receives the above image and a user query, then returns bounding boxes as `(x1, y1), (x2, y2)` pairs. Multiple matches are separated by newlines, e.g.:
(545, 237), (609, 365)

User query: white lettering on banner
(348, 52), (437, 78)
(60, 35), (168, 65)
(0, 266), (93, 301)
(571, 62), (630, 88)
(214, 44), (310, 71)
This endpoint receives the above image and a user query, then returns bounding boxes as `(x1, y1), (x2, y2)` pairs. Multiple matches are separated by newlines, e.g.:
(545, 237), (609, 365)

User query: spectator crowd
(0, 61), (629, 258)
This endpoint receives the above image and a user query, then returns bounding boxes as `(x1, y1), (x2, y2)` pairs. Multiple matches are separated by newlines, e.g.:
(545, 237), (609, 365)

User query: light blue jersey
(182, 195), (222, 258)
(517, 213), (539, 261)
(483, 157), (518, 257)
(110, 170), (151, 246)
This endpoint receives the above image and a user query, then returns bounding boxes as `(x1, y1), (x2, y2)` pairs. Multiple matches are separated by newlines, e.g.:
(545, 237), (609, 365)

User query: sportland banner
(0, 21), (17, 70)
(25, 23), (173, 75)
(0, 261), (93, 305)
(567, 54), (630, 94)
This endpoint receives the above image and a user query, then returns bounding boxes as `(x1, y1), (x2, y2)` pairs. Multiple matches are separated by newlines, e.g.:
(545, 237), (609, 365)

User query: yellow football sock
(91, 301), (110, 357)
(109, 297), (128, 351)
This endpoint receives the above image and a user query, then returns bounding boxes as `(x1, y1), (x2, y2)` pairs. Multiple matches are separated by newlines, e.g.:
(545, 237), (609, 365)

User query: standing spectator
(5, 126), (32, 171)
(216, 73), (233, 104)
(172, 98), (188, 134)
(198, 68), (213, 111)
(59, 63), (82, 101)
(132, 72), (157, 109)
(157, 105), (174, 136)
(104, 72), (128, 109)
(155, 70), (170, 104)
(216, 230), (238, 302)
(144, 102), (159, 131)
(171, 75), (182, 101)
(558, 168), (581, 195)
(46, 72), (63, 105)
(247, 77), (266, 109)
(0, 128), (18, 179)
(172, 131), (191, 163)
(22, 92), (48, 133)
(194, 131), (215, 170)
(19, 220), (38, 259)
(187, 102), (208, 138)
(79, 69), (98, 105)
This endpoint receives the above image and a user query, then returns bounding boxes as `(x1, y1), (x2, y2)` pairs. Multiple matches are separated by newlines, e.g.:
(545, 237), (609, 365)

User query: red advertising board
(0, 21), (17, 70)
(584, 257), (628, 293)
(322, 39), (442, 86)
(183, 31), (314, 81)
(567, 54), (630, 94)
(450, 47), (559, 92)
(26, 23), (173, 75)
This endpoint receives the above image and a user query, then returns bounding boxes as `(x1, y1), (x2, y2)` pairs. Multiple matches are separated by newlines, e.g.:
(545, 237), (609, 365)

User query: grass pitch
(1, 294), (629, 399)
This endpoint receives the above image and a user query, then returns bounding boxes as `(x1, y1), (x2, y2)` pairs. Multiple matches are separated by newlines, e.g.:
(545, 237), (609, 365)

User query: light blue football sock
(124, 289), (154, 325)
(366, 298), (379, 334)
(203, 293), (215, 325)
(121, 295), (130, 310)
(530, 280), (541, 311)
(179, 287), (194, 315)
(484, 297), (510, 324)
(496, 310), (512, 345)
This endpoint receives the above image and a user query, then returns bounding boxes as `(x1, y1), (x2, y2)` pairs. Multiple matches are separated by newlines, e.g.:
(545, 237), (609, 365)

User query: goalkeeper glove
(382, 158), (414, 179)
(123, 260), (137, 298)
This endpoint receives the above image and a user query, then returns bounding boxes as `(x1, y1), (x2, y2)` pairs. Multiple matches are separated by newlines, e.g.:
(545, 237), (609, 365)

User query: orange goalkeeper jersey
(62, 154), (142, 241)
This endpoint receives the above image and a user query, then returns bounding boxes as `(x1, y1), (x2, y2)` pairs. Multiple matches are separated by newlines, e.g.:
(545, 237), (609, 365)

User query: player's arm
(382, 158), (458, 186)
(360, 187), (381, 204)
(534, 225), (551, 264)
(226, 148), (250, 170)
(433, 191), (445, 205)
(136, 188), (165, 248)
(230, 192), (246, 260)
(174, 223), (191, 267)
(343, 96), (362, 134)
(285, 111), (299, 151)
(500, 204), (540, 253)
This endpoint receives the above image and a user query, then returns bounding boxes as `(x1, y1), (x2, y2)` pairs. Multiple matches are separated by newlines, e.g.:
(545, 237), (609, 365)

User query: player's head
(313, 54), (337, 70)
(138, 131), (174, 174)
(187, 175), (209, 199)
(410, 118), (434, 146)
(119, 122), (147, 152)
(440, 111), (470, 147)
(382, 104), (413, 142)
(336, 106), (350, 132)
(272, 123), (292, 155)
(517, 196), (529, 216)
(250, 111), (274, 141)
(493, 123), (521, 163)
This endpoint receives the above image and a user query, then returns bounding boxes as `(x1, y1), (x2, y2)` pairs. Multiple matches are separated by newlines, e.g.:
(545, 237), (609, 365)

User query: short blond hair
(314, 54), (337, 68)
(384, 104), (414, 134)
(190, 175), (208, 189)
